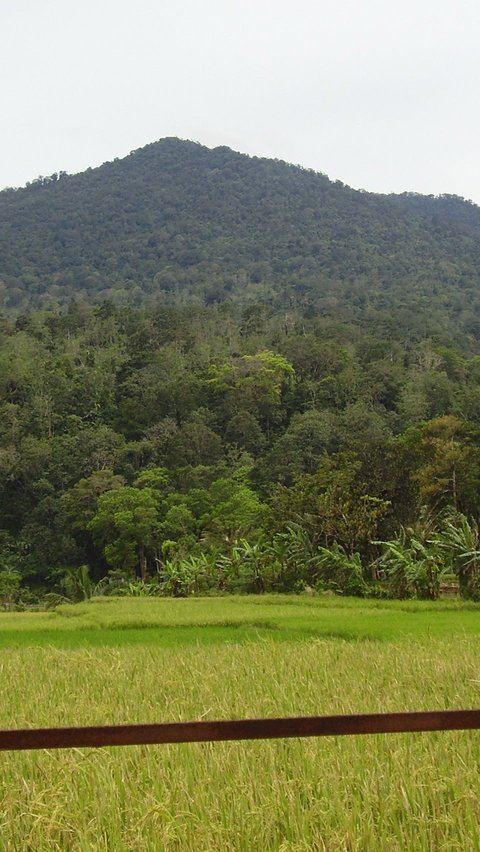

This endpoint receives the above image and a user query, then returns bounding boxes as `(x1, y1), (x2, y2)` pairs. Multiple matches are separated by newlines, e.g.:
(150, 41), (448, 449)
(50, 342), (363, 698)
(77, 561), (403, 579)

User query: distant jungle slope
(1, 138), (480, 339)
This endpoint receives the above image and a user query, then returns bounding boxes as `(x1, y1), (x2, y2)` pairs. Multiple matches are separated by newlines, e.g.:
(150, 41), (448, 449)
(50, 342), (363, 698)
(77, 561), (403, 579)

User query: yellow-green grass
(1, 637), (480, 849)
(2, 597), (480, 849)
(1, 594), (480, 648)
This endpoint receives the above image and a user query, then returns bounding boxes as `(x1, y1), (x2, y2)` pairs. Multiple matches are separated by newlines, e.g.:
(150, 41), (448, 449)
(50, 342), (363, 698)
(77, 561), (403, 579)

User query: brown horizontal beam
(1, 709), (480, 751)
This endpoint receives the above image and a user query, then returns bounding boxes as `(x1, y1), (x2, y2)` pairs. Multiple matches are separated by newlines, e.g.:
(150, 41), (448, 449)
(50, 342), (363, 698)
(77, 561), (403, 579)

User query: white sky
(2, 0), (480, 201)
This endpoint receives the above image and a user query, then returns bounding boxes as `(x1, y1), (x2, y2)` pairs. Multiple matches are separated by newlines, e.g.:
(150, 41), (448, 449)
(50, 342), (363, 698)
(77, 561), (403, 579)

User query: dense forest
(1, 138), (480, 353)
(1, 300), (480, 604)
(2, 140), (480, 604)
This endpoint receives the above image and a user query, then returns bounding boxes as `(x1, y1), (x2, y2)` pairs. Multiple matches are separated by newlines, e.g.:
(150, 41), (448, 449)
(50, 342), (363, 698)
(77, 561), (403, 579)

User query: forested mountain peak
(1, 137), (480, 348)
(3, 139), (480, 599)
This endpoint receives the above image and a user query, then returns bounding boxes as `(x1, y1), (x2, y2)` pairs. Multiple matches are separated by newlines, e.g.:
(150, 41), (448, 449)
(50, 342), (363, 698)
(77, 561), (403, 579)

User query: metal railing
(1, 709), (480, 751)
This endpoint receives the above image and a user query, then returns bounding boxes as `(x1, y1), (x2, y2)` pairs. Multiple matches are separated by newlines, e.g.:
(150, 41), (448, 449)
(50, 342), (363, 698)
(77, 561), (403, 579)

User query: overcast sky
(2, 0), (480, 202)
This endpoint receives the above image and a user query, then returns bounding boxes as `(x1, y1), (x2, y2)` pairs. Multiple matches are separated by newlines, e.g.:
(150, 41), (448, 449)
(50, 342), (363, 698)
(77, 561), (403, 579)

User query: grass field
(1, 593), (480, 648)
(1, 595), (480, 850)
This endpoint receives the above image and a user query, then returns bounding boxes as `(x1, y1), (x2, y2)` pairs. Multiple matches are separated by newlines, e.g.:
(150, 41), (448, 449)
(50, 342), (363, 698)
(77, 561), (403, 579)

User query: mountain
(4, 140), (480, 593)
(1, 137), (480, 343)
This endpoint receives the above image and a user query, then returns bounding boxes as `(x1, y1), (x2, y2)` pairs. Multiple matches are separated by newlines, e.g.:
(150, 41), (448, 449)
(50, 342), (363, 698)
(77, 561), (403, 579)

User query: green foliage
(410, 416), (480, 514)
(2, 230), (480, 600)
(315, 544), (368, 596)
(88, 487), (160, 578)
(2, 139), (480, 347)
(374, 530), (446, 600)
(204, 477), (268, 546)
(216, 540), (273, 593)
(156, 553), (215, 597)
(200, 527), (368, 596)
(432, 511), (480, 600)
(56, 565), (94, 602)
(269, 456), (390, 558)
(266, 525), (319, 591)
(374, 508), (480, 600)
(0, 569), (21, 609)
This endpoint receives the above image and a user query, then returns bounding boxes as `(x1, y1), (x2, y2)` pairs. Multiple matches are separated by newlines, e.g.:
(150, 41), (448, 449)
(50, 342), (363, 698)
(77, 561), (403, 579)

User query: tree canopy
(0, 139), (479, 356)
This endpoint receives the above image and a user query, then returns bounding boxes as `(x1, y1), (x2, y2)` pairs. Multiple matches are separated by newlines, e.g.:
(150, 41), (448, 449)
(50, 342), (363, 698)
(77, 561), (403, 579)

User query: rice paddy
(1, 595), (480, 850)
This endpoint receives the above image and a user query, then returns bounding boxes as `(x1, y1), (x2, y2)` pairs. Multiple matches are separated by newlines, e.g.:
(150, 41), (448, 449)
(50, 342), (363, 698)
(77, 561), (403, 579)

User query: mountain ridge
(1, 137), (480, 340)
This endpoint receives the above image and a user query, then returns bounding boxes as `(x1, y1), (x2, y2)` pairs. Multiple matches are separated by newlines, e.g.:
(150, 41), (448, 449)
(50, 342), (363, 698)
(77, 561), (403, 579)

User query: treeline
(2, 300), (480, 606)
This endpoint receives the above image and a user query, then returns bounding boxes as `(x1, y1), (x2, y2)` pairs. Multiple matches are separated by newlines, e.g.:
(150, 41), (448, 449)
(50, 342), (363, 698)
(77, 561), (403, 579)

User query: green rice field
(1, 595), (480, 850)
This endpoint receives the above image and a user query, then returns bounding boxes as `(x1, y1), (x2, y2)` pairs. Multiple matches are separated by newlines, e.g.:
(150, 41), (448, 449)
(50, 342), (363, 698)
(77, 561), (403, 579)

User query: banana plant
(432, 511), (480, 599)
(316, 543), (367, 596)
(373, 528), (446, 599)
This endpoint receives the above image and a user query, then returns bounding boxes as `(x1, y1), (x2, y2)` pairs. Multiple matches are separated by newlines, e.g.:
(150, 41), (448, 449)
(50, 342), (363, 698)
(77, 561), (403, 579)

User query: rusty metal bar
(0, 709), (480, 751)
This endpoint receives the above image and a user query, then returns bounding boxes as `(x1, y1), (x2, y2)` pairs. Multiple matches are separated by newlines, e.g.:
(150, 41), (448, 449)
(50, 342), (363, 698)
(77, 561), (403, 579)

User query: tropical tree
(410, 416), (480, 514)
(88, 486), (160, 579)
(204, 476), (268, 546)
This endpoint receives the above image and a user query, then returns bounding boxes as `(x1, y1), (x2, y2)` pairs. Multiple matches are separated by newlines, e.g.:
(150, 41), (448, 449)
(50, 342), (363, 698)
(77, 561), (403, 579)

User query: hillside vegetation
(1, 138), (480, 351)
(3, 142), (480, 600)
(1, 302), (480, 601)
